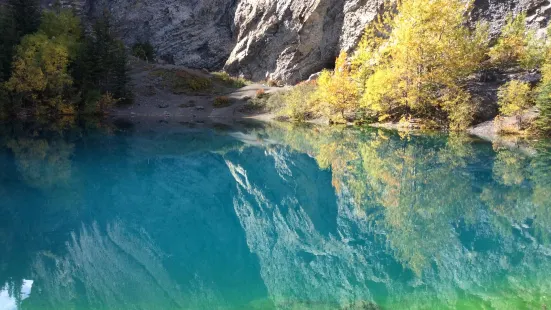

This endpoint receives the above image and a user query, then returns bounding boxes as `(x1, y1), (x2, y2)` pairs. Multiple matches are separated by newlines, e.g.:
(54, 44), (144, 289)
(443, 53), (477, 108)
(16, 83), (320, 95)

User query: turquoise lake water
(0, 119), (550, 310)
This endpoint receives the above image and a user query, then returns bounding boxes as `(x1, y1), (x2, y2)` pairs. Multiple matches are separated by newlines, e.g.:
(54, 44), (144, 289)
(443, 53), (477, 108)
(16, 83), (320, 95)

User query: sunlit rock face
(224, 0), (386, 84)
(42, 0), (550, 83)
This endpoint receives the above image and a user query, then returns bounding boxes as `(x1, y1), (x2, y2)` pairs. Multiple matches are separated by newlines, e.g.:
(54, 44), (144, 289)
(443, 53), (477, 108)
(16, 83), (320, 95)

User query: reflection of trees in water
(0, 128), (76, 308)
(482, 143), (551, 249)
(0, 279), (27, 310)
(0, 117), (116, 192)
(260, 125), (478, 273)
(241, 123), (551, 308)
(0, 120), (550, 309)
(0, 119), (131, 310)
(7, 139), (74, 190)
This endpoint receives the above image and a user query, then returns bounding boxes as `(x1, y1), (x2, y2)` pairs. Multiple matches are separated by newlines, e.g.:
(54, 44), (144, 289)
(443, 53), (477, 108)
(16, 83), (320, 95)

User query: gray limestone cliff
(46, 0), (551, 84)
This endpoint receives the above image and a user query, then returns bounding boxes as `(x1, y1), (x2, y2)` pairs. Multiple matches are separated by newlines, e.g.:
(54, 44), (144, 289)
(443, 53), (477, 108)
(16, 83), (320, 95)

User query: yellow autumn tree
(489, 13), (546, 70)
(356, 0), (488, 129)
(497, 80), (533, 117)
(5, 33), (73, 114)
(314, 51), (358, 123)
(535, 50), (551, 134)
(4, 9), (82, 115)
(351, 17), (390, 92)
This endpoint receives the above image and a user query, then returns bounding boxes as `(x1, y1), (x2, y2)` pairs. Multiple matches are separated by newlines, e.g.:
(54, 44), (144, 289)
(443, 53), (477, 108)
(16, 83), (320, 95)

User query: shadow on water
(0, 117), (550, 309)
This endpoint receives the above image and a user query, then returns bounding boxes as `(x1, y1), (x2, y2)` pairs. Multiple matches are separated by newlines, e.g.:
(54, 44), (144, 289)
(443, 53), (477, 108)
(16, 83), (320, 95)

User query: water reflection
(0, 280), (33, 310)
(256, 124), (551, 309)
(32, 222), (191, 309)
(7, 139), (74, 190)
(0, 119), (550, 309)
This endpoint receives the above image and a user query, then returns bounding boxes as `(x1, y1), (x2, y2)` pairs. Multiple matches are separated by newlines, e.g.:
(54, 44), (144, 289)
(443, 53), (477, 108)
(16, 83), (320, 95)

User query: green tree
(132, 41), (155, 62)
(76, 12), (130, 106)
(39, 10), (82, 60)
(0, 6), (16, 82)
(536, 80), (551, 134)
(0, 0), (41, 81)
(8, 0), (41, 37)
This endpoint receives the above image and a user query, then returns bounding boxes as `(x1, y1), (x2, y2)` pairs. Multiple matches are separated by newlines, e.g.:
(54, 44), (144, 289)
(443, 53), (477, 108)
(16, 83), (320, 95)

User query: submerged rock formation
(44, 0), (551, 83)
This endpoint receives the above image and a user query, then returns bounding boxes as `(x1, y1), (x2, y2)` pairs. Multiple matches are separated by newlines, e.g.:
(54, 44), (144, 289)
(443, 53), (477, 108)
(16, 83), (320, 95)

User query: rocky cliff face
(47, 0), (551, 84)
(223, 0), (385, 83)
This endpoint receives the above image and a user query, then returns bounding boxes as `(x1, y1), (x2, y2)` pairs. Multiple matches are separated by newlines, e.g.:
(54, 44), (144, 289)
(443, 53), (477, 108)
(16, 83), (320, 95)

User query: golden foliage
(489, 13), (546, 70)
(313, 51), (358, 123)
(497, 80), (533, 117)
(5, 32), (73, 114)
(307, 0), (488, 128)
(277, 81), (317, 121)
(2, 9), (85, 116)
(440, 88), (475, 131)
(359, 0), (487, 127)
(266, 0), (551, 130)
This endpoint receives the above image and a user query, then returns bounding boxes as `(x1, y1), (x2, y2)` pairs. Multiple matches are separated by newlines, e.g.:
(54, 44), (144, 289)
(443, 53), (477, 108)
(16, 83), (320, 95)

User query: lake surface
(0, 119), (550, 310)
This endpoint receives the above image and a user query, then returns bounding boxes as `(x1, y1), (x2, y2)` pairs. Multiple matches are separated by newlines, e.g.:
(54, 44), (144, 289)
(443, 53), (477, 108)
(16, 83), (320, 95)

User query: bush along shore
(252, 0), (551, 137)
(0, 0), (130, 120)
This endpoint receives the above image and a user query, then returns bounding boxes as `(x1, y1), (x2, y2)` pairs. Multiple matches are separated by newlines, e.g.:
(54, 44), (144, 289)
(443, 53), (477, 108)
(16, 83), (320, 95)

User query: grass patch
(211, 72), (249, 88)
(213, 96), (232, 108)
(240, 91), (286, 114)
(173, 70), (212, 93)
(241, 97), (269, 113)
(151, 69), (213, 94)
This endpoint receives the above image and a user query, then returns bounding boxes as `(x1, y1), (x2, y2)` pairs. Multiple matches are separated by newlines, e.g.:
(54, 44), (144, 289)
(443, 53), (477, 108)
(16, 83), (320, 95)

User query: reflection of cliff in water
(225, 125), (551, 309)
(29, 221), (230, 309)
(227, 158), (386, 308)
(0, 120), (551, 309)
(0, 121), (268, 310)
